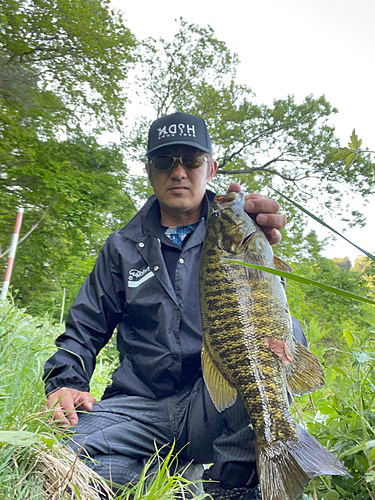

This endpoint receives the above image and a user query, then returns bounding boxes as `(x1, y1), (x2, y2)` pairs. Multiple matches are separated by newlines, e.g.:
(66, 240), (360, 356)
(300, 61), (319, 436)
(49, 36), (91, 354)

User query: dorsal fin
(274, 255), (293, 273)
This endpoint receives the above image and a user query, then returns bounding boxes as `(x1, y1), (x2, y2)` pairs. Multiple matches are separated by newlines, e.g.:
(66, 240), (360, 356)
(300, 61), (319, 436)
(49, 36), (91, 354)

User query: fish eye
(211, 210), (221, 218)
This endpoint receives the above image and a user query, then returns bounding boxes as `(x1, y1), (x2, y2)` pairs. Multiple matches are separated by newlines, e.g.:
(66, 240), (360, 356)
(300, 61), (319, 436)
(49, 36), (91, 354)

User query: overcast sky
(111, 0), (375, 264)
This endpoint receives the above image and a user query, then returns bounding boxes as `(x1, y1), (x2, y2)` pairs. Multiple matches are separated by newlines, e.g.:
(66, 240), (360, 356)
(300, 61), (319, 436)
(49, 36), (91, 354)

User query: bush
(299, 304), (375, 499)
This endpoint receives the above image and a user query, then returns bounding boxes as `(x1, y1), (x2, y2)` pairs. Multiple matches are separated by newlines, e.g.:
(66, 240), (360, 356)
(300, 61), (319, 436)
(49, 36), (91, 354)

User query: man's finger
(261, 227), (282, 245)
(58, 398), (79, 426)
(256, 213), (287, 230)
(245, 197), (280, 215)
(74, 392), (96, 412)
(246, 193), (267, 200)
(226, 183), (242, 193)
(49, 406), (73, 428)
(47, 390), (79, 426)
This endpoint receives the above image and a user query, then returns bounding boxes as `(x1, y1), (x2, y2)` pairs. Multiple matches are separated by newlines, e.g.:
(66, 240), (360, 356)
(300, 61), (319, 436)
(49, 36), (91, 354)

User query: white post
(1, 208), (24, 301)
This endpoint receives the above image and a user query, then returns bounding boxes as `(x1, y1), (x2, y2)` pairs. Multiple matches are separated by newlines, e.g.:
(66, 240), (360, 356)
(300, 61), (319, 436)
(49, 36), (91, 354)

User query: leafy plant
(298, 305), (375, 499)
(0, 0), (137, 315)
(114, 443), (205, 500)
(0, 300), (117, 498)
(332, 129), (374, 169)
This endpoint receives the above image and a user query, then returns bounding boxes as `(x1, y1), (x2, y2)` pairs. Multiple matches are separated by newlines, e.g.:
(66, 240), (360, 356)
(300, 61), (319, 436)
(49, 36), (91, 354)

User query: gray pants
(67, 376), (258, 489)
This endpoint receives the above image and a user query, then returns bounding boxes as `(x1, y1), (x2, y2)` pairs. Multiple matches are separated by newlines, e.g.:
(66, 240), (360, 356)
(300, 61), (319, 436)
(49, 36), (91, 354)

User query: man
(44, 112), (306, 500)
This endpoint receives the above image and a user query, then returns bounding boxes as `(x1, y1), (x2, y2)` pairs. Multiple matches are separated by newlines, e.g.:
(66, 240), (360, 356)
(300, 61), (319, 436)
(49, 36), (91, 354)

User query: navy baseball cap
(147, 111), (212, 156)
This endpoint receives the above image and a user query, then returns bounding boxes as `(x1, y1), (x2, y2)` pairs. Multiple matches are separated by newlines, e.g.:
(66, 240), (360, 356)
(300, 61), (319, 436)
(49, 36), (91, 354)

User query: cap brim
(147, 140), (211, 156)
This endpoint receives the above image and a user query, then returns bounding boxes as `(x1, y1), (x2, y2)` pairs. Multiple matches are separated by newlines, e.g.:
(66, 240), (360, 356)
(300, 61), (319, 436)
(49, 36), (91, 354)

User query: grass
(2, 293), (375, 499)
(0, 299), (204, 500)
(113, 444), (206, 500)
(0, 299), (115, 499)
(298, 305), (375, 500)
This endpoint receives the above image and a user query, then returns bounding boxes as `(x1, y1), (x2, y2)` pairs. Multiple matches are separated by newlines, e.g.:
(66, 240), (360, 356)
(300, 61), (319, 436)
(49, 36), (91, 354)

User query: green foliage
(1, 134), (136, 316)
(298, 305), (375, 499)
(0, 0), (136, 130)
(0, 300), (59, 497)
(128, 20), (374, 234)
(286, 254), (373, 375)
(139, 18), (238, 113)
(352, 256), (373, 274)
(114, 443), (205, 500)
(0, 0), (137, 313)
(332, 256), (352, 271)
(332, 129), (370, 168)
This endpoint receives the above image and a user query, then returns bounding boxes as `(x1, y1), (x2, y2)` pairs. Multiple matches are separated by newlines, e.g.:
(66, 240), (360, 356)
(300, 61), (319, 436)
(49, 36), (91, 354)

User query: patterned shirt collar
(162, 222), (200, 247)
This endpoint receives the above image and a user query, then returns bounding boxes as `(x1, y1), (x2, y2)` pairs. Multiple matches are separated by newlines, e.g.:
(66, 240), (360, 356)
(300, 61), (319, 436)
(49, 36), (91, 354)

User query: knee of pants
(179, 378), (251, 464)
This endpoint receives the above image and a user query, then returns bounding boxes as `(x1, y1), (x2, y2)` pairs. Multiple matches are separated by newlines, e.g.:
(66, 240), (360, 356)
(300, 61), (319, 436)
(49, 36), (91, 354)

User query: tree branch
(216, 153), (312, 183)
(218, 152), (285, 174)
(216, 165), (300, 182)
(0, 198), (54, 259)
(217, 124), (283, 169)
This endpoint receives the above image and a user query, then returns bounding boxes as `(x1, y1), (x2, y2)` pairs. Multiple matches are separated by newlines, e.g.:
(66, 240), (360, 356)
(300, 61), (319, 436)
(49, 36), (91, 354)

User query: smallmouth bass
(199, 191), (350, 500)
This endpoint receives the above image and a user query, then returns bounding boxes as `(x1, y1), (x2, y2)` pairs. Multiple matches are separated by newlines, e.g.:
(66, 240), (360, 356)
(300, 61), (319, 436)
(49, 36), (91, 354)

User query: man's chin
(162, 197), (193, 212)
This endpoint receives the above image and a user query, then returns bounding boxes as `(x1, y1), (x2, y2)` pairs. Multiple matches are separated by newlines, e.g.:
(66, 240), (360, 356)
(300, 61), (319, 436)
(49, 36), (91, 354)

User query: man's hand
(46, 387), (96, 427)
(227, 183), (287, 245)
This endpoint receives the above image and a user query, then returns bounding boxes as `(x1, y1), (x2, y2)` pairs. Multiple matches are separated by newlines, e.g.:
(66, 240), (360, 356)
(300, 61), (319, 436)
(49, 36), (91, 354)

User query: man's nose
(170, 160), (188, 178)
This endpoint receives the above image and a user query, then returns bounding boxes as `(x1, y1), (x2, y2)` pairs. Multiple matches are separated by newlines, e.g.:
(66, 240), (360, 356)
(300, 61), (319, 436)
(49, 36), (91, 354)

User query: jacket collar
(119, 190), (215, 242)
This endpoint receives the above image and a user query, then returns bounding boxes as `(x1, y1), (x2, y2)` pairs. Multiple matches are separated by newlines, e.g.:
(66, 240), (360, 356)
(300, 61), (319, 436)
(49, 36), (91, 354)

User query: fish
(199, 191), (350, 500)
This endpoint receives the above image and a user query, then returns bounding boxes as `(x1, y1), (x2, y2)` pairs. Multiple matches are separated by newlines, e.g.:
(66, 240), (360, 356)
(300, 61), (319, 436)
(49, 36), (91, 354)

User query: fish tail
(257, 426), (351, 500)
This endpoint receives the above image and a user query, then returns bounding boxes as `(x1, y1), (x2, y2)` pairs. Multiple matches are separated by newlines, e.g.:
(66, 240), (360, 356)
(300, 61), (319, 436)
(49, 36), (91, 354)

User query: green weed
(0, 300), (202, 499)
(298, 305), (375, 499)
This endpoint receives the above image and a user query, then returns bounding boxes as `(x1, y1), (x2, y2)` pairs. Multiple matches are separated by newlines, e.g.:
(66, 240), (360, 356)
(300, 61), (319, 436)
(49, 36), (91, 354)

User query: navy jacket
(44, 192), (214, 399)
(44, 191), (307, 400)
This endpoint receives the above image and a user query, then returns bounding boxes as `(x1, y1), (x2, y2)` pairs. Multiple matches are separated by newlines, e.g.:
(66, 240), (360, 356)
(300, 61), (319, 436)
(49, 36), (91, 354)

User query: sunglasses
(149, 153), (208, 171)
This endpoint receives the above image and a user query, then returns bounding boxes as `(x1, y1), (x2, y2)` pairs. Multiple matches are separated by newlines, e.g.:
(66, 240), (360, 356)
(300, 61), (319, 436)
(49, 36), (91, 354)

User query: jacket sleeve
(43, 236), (125, 395)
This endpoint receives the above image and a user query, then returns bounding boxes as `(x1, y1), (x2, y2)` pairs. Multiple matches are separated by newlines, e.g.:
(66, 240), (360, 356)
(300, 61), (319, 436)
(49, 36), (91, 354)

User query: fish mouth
(214, 192), (238, 203)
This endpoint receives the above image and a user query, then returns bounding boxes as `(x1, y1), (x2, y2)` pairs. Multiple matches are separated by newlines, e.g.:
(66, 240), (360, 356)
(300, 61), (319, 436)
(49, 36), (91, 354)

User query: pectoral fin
(201, 337), (237, 412)
(286, 338), (325, 395)
(265, 337), (294, 366)
(274, 255), (293, 273)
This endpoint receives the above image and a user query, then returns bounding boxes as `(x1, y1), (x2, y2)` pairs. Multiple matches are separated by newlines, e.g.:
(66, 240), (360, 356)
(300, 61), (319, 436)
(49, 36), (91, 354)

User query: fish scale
(202, 252), (295, 444)
(199, 191), (350, 500)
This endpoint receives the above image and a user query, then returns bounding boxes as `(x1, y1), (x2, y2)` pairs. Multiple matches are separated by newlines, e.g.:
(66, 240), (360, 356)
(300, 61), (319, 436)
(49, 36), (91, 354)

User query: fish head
(207, 191), (268, 256)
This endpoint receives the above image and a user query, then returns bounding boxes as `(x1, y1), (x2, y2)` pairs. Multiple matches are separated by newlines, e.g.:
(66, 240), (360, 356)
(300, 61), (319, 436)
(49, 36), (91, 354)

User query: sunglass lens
(151, 154), (206, 170)
(152, 156), (174, 171)
(182, 154), (205, 169)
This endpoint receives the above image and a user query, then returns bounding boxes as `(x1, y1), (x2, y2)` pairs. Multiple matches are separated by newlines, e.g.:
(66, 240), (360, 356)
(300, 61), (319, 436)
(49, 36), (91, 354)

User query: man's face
(146, 145), (217, 225)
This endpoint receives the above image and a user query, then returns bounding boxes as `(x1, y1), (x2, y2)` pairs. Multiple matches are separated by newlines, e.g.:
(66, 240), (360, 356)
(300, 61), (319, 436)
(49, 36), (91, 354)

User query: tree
(287, 255), (371, 365)
(1, 133), (136, 315)
(352, 256), (371, 274)
(127, 20), (374, 245)
(0, 0), (137, 313)
(332, 256), (352, 271)
(0, 0), (136, 131)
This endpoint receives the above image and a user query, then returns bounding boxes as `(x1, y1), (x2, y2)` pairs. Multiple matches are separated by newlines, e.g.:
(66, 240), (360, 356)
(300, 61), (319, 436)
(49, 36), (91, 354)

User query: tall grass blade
(223, 259), (375, 305)
(267, 185), (375, 262)
(0, 301), (114, 499)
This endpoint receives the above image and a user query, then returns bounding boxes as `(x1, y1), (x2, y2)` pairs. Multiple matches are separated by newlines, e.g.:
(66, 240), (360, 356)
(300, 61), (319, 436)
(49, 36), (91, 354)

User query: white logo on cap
(157, 123), (196, 140)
